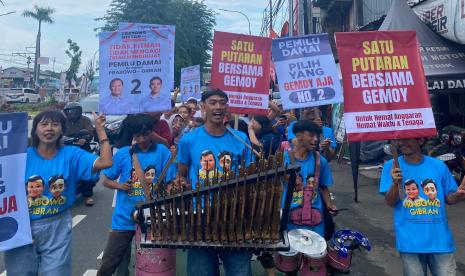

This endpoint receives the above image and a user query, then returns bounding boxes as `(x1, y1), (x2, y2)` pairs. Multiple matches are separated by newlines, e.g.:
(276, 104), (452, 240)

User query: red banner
(211, 31), (271, 115)
(336, 30), (437, 141)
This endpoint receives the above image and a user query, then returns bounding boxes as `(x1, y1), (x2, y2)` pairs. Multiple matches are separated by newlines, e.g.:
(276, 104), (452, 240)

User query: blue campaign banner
(119, 22), (176, 90)
(0, 112), (32, 251)
(99, 29), (171, 114)
(272, 33), (343, 110)
(180, 65), (201, 102)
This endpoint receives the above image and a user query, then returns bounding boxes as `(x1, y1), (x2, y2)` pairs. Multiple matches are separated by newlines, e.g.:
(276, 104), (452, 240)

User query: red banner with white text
(336, 30), (437, 141)
(211, 31), (271, 115)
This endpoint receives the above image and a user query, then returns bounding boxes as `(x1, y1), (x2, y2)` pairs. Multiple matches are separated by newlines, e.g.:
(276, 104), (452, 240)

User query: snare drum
(288, 229), (327, 276)
(273, 248), (302, 273)
(135, 225), (176, 276)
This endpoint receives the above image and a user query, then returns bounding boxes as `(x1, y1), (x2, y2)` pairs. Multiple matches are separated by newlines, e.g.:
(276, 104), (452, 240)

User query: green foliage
(22, 5), (55, 24)
(65, 39), (82, 88)
(96, 0), (215, 86)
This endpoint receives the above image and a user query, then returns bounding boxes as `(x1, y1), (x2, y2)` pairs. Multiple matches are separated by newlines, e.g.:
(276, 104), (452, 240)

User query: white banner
(0, 112), (32, 252)
(225, 91), (269, 109)
(272, 34), (343, 110)
(414, 0), (465, 44)
(119, 22), (176, 90)
(99, 29), (171, 114)
(180, 65), (201, 102)
(344, 108), (436, 134)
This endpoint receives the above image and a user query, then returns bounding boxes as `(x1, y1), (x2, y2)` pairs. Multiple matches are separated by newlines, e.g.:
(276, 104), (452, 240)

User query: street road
(1, 162), (464, 275)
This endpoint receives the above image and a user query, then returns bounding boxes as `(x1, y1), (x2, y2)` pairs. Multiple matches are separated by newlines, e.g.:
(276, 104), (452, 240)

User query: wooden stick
(390, 143), (404, 200)
(226, 128), (261, 158)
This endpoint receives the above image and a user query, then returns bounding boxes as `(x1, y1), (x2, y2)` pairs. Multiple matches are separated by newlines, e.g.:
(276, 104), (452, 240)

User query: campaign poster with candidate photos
(336, 30), (437, 141)
(180, 65), (201, 102)
(272, 33), (343, 111)
(0, 112), (32, 251)
(99, 29), (171, 115)
(119, 22), (176, 90)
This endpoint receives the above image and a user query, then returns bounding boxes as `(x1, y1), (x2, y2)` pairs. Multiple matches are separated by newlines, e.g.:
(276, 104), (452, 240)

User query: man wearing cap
(380, 138), (465, 276)
(174, 89), (253, 275)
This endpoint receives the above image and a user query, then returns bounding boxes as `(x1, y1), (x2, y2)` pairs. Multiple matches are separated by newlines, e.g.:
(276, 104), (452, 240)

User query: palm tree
(23, 5), (54, 89)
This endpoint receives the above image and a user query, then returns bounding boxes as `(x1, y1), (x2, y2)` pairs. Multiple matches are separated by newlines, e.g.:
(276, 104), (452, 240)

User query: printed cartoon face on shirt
(218, 151), (232, 171)
(144, 166), (156, 186)
(49, 175), (65, 198)
(26, 175), (45, 199)
(200, 150), (216, 171)
(402, 178), (440, 212)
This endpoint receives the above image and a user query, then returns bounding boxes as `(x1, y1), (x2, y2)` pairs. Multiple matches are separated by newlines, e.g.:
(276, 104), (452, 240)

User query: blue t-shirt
(104, 144), (174, 231)
(177, 126), (252, 189)
(25, 146), (98, 220)
(379, 156), (457, 253)
(283, 151), (333, 236)
(288, 121), (337, 149)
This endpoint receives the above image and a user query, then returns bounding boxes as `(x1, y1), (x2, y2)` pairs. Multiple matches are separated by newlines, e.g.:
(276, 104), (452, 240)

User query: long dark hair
(114, 114), (154, 148)
(253, 115), (275, 139)
(31, 110), (67, 148)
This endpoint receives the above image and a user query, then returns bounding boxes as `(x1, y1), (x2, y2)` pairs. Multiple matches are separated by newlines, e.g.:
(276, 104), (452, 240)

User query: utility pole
(289, 0), (294, 36)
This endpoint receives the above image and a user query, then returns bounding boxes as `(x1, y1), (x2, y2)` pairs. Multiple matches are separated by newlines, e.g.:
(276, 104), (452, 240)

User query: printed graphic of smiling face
(144, 166), (156, 185)
(405, 181), (420, 200)
(200, 151), (216, 171)
(26, 176), (45, 198)
(49, 176), (65, 198)
(218, 151), (232, 171)
(422, 180), (437, 201)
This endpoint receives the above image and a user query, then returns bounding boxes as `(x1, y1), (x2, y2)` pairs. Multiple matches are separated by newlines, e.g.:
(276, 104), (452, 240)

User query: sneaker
(85, 197), (94, 206)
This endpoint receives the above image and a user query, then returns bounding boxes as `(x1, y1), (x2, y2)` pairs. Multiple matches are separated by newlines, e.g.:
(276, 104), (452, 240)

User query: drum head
(288, 229), (327, 258)
(278, 247), (299, 257)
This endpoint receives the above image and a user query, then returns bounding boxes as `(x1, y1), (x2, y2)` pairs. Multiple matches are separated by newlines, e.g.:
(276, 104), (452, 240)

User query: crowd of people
(3, 88), (465, 276)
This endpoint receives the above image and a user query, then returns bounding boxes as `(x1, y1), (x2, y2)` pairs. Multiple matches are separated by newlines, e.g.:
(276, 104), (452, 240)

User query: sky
(0, 0), (269, 74)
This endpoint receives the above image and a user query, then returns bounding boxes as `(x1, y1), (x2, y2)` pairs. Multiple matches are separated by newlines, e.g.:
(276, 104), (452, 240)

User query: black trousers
(97, 230), (135, 276)
(77, 180), (95, 198)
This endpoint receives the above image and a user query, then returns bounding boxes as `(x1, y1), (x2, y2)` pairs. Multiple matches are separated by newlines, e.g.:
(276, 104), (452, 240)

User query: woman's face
(178, 107), (190, 120)
(250, 119), (262, 133)
(405, 183), (419, 200)
(35, 119), (63, 146)
(172, 116), (185, 133)
(27, 180), (44, 198)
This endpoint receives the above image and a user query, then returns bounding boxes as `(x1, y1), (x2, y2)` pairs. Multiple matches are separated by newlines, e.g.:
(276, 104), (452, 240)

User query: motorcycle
(63, 129), (100, 205)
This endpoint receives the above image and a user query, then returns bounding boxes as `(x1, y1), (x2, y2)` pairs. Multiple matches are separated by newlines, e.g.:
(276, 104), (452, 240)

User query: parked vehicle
(78, 94), (126, 144)
(5, 88), (41, 103)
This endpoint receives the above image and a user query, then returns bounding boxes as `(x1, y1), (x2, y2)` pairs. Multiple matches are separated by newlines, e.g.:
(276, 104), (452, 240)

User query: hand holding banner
(336, 30), (437, 141)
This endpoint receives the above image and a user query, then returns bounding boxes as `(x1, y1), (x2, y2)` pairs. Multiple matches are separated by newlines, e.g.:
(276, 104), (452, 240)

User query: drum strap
(290, 151), (322, 226)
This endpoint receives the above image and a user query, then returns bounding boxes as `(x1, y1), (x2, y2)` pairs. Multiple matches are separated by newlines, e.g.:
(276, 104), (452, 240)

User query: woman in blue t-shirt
(5, 110), (113, 276)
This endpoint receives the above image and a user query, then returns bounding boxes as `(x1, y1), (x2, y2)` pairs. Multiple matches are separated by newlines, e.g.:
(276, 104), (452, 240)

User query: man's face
(395, 138), (423, 156)
(27, 180), (44, 198)
(200, 154), (215, 171)
(50, 179), (65, 197)
(219, 155), (232, 170)
(202, 95), (228, 124)
(133, 131), (152, 149)
(405, 183), (419, 200)
(295, 130), (319, 151)
(423, 182), (437, 200)
(150, 79), (162, 95)
(110, 80), (123, 97)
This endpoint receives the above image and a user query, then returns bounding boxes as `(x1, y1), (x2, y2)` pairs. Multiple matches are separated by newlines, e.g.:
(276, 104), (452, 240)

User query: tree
(96, 0), (215, 86)
(65, 39), (82, 90)
(22, 5), (54, 88)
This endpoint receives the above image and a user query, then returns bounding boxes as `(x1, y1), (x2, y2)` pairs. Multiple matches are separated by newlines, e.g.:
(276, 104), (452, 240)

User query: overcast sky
(0, 0), (267, 73)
